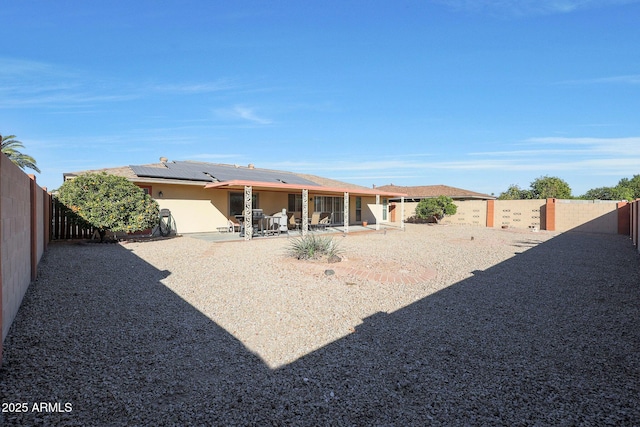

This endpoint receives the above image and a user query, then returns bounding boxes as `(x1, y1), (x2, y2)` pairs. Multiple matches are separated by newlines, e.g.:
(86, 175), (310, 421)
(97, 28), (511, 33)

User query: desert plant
(287, 234), (343, 260)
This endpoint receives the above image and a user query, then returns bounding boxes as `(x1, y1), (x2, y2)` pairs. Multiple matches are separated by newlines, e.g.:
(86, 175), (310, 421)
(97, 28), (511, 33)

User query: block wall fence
(395, 198), (635, 237)
(1, 154), (50, 365)
(631, 199), (640, 254)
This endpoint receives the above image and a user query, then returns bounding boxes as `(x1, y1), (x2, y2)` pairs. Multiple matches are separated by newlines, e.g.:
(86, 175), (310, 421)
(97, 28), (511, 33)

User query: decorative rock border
(331, 264), (437, 284)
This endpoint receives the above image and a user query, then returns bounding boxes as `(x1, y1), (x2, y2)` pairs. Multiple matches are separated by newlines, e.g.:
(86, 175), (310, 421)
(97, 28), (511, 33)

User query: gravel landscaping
(1, 224), (639, 426)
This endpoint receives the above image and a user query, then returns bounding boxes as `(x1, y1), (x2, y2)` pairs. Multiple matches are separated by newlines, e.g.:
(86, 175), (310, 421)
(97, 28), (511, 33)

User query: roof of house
(375, 184), (496, 200)
(129, 161), (321, 186)
(64, 161), (406, 196)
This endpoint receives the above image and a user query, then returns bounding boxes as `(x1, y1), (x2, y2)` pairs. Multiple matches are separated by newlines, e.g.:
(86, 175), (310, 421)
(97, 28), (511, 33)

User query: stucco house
(374, 184), (495, 223)
(64, 159), (406, 238)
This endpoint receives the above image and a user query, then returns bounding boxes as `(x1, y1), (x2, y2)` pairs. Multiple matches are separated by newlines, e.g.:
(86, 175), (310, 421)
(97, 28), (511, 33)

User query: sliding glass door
(313, 196), (344, 225)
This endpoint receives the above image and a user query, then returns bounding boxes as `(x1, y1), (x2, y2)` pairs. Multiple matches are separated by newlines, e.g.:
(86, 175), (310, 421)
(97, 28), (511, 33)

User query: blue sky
(1, 0), (639, 196)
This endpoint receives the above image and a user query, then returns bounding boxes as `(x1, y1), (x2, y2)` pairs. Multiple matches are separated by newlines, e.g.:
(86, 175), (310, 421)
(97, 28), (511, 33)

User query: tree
(617, 175), (640, 199)
(57, 172), (159, 241)
(1, 134), (41, 173)
(498, 184), (534, 200)
(414, 196), (457, 224)
(581, 186), (633, 201)
(529, 175), (572, 199)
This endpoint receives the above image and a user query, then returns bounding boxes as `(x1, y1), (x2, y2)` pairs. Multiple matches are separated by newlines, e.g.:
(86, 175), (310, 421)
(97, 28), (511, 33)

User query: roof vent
(160, 157), (168, 163)
(248, 163), (255, 169)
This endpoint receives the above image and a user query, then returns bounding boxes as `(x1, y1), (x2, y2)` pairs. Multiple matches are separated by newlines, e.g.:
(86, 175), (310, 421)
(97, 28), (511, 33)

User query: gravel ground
(1, 224), (639, 426)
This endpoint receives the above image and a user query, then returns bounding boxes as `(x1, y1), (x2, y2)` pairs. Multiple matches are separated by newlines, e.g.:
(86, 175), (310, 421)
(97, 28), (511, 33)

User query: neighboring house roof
(375, 184), (495, 200)
(64, 160), (406, 197)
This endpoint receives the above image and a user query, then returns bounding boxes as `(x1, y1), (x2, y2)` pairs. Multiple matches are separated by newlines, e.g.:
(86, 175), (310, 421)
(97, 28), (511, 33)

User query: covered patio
(204, 180), (406, 240)
(184, 223), (402, 243)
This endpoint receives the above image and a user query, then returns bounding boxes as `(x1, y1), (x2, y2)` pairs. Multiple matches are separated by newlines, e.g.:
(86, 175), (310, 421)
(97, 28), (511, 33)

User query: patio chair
(288, 213), (299, 231)
(319, 215), (330, 231)
(309, 212), (321, 230)
(228, 216), (241, 233)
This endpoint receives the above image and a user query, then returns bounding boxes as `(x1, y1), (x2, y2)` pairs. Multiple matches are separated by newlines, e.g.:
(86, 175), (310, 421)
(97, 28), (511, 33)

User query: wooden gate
(50, 197), (96, 240)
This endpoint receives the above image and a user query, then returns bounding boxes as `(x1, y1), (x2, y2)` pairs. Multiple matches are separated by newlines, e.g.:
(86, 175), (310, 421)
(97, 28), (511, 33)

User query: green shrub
(287, 234), (343, 260)
(57, 172), (159, 240)
(415, 196), (457, 224)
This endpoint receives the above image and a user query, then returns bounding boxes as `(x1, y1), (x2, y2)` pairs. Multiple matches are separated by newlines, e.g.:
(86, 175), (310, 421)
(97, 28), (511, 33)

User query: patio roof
(204, 180), (406, 197)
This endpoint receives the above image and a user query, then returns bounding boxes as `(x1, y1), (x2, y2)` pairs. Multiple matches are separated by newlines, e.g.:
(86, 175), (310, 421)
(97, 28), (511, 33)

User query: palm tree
(1, 134), (41, 173)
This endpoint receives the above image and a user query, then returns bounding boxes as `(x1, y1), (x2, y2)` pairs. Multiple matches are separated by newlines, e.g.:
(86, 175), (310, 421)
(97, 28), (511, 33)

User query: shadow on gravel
(1, 232), (639, 425)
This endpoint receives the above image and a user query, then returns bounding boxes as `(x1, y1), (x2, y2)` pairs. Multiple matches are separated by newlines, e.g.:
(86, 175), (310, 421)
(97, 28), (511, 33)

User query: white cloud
(432, 0), (640, 16)
(266, 135), (640, 180)
(186, 153), (243, 160)
(557, 74), (640, 85)
(0, 57), (59, 76)
(151, 80), (237, 94)
(526, 136), (640, 155)
(215, 106), (273, 125)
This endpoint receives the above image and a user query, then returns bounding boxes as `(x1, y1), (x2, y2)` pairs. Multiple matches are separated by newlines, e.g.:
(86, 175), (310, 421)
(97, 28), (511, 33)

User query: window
(288, 194), (302, 213)
(229, 192), (258, 216)
(382, 198), (388, 221)
(137, 185), (152, 196)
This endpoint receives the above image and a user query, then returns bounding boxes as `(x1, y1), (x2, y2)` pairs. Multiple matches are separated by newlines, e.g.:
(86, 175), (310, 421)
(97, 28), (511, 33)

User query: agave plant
(286, 234), (344, 260)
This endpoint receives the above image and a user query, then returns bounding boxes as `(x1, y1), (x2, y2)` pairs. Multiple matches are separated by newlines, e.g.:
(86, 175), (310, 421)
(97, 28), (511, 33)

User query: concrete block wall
(630, 199), (640, 253)
(1, 156), (32, 345)
(398, 198), (625, 236)
(1, 155), (50, 364)
(493, 200), (545, 230)
(441, 200), (487, 226)
(552, 199), (619, 233)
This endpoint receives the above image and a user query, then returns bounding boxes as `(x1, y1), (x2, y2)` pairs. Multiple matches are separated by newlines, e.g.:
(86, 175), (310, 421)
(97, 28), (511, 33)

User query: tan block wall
(1, 155), (32, 342)
(402, 201), (420, 221)
(554, 199), (618, 233)
(493, 200), (545, 230)
(441, 200), (487, 226)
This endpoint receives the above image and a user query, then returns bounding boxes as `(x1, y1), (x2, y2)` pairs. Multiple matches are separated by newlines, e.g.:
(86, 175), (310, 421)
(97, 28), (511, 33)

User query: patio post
(244, 185), (253, 240)
(302, 188), (308, 236)
(343, 192), (349, 233)
(401, 196), (405, 230)
(375, 194), (380, 230)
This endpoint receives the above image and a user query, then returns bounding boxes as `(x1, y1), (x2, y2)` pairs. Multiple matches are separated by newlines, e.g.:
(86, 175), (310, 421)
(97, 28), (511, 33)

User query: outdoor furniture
(228, 217), (241, 233)
(252, 209), (265, 236)
(275, 209), (289, 234)
(235, 215), (246, 237)
(261, 209), (289, 236)
(288, 213), (300, 231)
(309, 212), (322, 230)
(319, 215), (330, 231)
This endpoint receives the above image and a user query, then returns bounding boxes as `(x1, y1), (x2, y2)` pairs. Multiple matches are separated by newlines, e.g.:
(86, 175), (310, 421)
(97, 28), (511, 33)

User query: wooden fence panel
(50, 197), (96, 240)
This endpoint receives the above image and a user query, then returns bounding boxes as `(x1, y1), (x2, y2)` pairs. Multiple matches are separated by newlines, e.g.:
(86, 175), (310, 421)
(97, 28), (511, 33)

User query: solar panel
(130, 162), (319, 186)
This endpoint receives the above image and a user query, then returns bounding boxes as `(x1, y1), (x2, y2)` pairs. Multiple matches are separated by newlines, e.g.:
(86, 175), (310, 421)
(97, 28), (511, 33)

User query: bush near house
(414, 196), (457, 224)
(57, 172), (159, 241)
